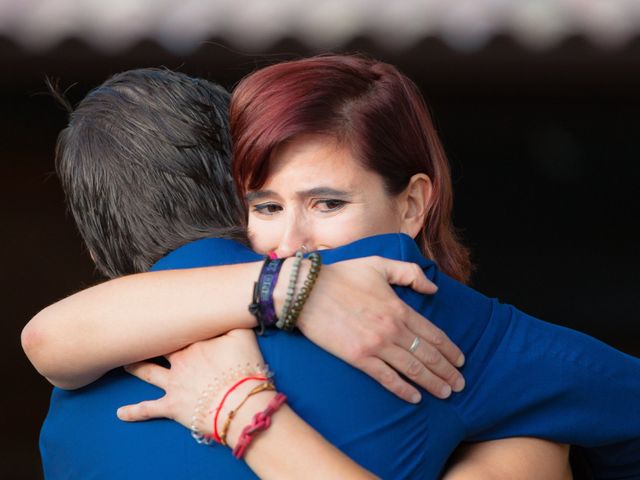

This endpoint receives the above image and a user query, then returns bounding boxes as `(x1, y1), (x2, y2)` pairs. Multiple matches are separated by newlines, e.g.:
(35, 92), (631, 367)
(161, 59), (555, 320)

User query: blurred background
(2, 0), (639, 478)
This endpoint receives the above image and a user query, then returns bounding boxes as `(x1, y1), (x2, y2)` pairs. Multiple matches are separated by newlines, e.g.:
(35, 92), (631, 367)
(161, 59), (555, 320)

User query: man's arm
(117, 331), (568, 480)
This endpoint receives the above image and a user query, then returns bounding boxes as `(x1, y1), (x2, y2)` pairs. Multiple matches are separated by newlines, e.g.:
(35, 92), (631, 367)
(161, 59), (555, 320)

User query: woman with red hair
(232, 55), (469, 283)
(25, 55), (639, 479)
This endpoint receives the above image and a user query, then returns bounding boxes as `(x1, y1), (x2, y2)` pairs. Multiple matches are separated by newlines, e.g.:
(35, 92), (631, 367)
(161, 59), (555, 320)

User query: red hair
(231, 54), (472, 283)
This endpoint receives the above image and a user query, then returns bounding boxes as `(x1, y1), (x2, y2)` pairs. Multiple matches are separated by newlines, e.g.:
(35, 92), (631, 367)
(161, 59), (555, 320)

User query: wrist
(225, 389), (278, 449)
(193, 366), (272, 445)
(273, 257), (310, 319)
(251, 257), (287, 333)
(239, 261), (266, 329)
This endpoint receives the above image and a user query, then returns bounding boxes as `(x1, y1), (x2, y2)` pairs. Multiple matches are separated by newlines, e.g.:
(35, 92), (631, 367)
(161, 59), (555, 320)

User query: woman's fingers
(356, 357), (422, 404)
(356, 345), (455, 403)
(376, 307), (464, 396)
(386, 336), (464, 397)
(374, 257), (438, 295)
(375, 256), (467, 375)
(117, 398), (169, 422)
(404, 307), (466, 368)
(382, 302), (465, 392)
(124, 361), (170, 389)
(405, 335), (465, 393)
(116, 332), (267, 431)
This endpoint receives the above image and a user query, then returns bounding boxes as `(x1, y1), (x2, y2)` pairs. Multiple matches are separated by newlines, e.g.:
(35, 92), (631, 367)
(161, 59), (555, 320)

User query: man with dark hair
(40, 68), (261, 478)
(54, 68), (245, 278)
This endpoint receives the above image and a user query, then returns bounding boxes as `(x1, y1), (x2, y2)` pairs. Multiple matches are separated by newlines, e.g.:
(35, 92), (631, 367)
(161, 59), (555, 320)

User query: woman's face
(246, 135), (406, 258)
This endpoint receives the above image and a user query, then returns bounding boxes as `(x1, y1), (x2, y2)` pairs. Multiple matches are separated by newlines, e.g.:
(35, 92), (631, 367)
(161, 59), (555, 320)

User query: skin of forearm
(442, 439), (572, 480)
(22, 261), (265, 389)
(223, 390), (378, 480)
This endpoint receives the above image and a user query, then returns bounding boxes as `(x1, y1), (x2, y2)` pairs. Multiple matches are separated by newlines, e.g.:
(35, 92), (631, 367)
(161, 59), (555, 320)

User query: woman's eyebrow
(246, 187), (353, 203)
(245, 190), (278, 203)
(298, 187), (352, 199)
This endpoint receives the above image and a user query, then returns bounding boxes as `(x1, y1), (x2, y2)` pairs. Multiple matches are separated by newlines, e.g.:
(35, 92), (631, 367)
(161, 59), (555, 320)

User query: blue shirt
(40, 234), (640, 479)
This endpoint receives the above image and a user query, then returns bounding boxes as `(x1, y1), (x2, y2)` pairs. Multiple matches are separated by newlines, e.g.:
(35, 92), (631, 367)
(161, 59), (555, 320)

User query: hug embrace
(23, 54), (639, 479)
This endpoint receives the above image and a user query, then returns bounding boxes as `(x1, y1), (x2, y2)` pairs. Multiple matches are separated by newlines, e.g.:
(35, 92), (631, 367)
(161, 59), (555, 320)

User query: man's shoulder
(150, 233), (434, 271)
(151, 238), (260, 271)
(320, 233), (433, 266)
(151, 234), (426, 271)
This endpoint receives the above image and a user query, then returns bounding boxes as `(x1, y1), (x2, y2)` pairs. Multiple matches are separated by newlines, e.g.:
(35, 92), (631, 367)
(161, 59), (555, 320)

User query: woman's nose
(274, 214), (311, 258)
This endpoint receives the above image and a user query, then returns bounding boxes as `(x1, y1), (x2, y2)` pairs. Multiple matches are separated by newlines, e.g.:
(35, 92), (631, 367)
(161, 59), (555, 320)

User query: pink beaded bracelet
(232, 392), (288, 459)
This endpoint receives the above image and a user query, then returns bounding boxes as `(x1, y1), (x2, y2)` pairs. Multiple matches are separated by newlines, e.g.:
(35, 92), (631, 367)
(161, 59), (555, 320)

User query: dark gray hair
(53, 68), (246, 278)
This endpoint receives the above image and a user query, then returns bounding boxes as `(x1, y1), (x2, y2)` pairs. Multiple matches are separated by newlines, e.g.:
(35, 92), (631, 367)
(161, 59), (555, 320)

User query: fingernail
(116, 407), (125, 419)
(456, 354), (465, 368)
(453, 376), (465, 393)
(440, 384), (452, 399)
(411, 392), (422, 404)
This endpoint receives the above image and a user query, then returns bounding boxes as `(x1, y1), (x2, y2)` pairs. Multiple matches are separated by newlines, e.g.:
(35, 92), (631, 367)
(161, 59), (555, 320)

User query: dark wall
(2, 36), (639, 478)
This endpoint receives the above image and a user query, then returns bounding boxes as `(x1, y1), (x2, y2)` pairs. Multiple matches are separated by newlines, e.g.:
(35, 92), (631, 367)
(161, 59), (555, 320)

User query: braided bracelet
(220, 381), (276, 446)
(212, 375), (268, 443)
(281, 252), (322, 331)
(276, 251), (304, 329)
(190, 363), (272, 445)
(232, 392), (288, 459)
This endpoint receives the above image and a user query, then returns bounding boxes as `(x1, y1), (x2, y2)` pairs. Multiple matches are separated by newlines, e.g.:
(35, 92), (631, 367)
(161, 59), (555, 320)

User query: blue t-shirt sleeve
(372, 234), (640, 477)
(456, 301), (640, 477)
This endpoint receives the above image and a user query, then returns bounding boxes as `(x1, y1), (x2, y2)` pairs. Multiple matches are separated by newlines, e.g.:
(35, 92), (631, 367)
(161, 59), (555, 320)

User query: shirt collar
(319, 233), (434, 270)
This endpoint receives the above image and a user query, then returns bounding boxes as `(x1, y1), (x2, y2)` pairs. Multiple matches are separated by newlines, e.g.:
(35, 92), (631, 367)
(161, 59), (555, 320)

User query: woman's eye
(315, 199), (347, 212)
(253, 203), (282, 215)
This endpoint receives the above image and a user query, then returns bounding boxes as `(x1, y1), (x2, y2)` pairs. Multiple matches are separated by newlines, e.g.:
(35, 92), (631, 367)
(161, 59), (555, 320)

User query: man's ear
(398, 173), (433, 238)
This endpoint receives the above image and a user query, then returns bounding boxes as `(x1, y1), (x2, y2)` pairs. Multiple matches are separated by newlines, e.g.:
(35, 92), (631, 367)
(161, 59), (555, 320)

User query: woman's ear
(399, 173), (433, 238)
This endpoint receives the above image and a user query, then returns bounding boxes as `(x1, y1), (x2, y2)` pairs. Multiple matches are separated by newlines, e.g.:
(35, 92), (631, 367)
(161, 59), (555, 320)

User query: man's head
(54, 68), (246, 278)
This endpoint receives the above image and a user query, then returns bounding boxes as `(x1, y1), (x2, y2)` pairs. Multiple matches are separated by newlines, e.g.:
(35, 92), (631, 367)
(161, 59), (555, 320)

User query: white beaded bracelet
(190, 362), (273, 445)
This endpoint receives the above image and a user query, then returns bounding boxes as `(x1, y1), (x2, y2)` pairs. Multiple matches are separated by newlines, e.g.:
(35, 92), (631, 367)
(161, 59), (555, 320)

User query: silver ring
(408, 336), (420, 353)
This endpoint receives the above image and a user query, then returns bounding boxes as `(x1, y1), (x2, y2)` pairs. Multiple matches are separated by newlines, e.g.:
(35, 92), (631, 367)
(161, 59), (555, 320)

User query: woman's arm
(22, 256), (464, 402)
(118, 329), (378, 479)
(22, 261), (260, 389)
(235, 398), (378, 479)
(118, 330), (571, 480)
(442, 438), (572, 480)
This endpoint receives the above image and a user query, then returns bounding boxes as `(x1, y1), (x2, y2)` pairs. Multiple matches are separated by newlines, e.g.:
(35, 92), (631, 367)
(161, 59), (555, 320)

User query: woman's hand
(283, 256), (465, 403)
(116, 329), (265, 436)
(118, 331), (379, 479)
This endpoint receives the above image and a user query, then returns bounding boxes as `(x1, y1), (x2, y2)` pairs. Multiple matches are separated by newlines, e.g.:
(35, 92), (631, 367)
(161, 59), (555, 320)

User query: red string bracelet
(232, 392), (288, 459)
(212, 376), (268, 443)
